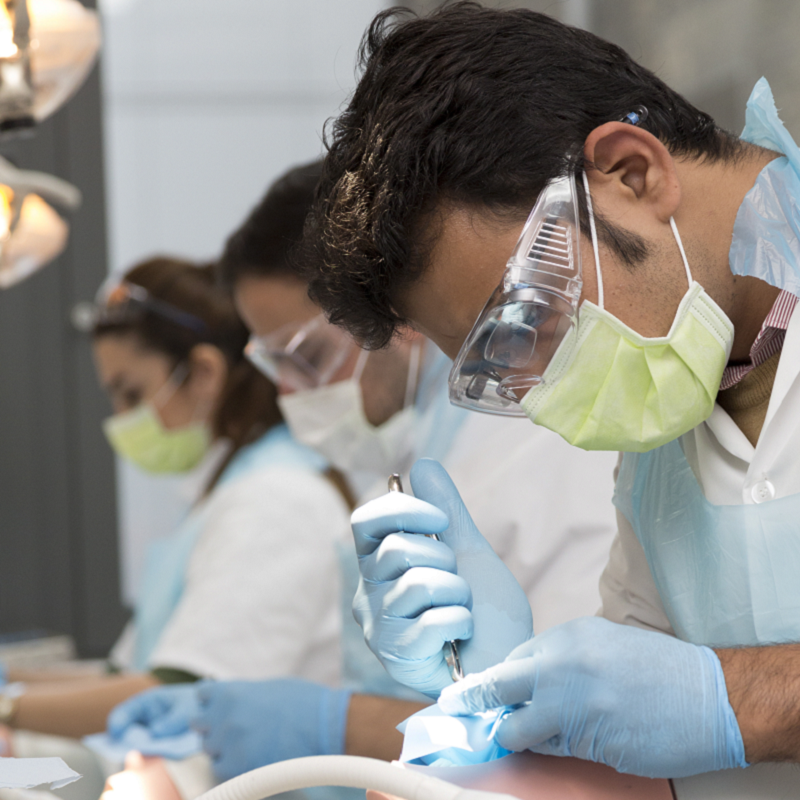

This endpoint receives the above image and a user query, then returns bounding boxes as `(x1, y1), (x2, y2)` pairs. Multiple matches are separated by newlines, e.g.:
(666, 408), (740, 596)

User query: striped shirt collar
(720, 289), (798, 390)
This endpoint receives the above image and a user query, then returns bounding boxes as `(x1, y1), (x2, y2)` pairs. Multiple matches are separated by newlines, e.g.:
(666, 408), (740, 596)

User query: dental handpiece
(388, 473), (464, 682)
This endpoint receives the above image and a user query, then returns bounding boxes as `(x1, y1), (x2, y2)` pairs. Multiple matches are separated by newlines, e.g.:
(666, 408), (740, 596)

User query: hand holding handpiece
(352, 458), (533, 697)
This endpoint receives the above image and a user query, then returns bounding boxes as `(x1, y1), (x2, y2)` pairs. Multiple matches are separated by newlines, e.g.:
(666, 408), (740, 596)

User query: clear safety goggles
(245, 313), (357, 392)
(448, 172), (584, 416)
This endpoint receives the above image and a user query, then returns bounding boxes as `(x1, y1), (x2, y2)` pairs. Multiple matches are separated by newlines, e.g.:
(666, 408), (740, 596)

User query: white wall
(99, 0), (385, 604)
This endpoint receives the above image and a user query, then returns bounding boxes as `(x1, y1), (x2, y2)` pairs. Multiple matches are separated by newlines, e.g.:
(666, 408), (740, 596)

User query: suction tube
(196, 755), (516, 800)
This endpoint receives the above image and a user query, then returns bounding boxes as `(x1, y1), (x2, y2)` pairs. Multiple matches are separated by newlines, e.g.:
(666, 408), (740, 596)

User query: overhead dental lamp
(0, 0), (100, 132)
(0, 153), (80, 286)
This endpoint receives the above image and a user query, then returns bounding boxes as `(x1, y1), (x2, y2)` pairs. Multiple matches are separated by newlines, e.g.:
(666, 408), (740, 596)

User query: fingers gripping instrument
(388, 473), (465, 681)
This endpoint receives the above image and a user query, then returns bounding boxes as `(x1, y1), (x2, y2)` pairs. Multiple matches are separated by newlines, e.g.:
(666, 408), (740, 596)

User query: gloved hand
(438, 617), (748, 779)
(107, 683), (202, 739)
(195, 679), (351, 782)
(352, 458), (533, 697)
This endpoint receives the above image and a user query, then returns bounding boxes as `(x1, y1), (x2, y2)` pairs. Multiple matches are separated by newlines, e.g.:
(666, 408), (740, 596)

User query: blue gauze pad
(397, 705), (511, 767)
(83, 725), (202, 762)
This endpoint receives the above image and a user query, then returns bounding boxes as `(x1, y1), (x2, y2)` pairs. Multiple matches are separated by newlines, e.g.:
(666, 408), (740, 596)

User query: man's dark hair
(218, 159), (323, 287)
(305, 2), (743, 349)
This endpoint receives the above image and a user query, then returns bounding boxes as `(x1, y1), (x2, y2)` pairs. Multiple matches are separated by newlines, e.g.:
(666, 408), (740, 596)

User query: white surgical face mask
(278, 345), (421, 475)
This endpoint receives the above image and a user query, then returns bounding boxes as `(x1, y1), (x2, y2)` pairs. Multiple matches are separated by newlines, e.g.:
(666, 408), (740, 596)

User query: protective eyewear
(94, 280), (209, 336)
(245, 314), (357, 392)
(448, 172), (584, 416)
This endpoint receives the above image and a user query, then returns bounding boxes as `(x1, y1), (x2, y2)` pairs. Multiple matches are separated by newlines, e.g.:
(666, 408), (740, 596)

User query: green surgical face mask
(102, 367), (211, 473)
(521, 177), (735, 452)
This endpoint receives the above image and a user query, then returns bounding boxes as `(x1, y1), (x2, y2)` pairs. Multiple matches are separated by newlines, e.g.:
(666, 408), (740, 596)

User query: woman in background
(3, 257), (350, 740)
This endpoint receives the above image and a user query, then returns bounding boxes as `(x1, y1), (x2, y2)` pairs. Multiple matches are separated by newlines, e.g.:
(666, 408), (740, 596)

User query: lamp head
(0, 0), (100, 134)
(0, 155), (81, 287)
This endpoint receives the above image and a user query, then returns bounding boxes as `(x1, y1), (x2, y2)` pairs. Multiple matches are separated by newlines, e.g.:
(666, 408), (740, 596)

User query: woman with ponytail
(2, 257), (349, 744)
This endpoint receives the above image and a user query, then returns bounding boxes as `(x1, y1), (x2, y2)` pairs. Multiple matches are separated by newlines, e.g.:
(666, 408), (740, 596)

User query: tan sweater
(716, 351), (781, 446)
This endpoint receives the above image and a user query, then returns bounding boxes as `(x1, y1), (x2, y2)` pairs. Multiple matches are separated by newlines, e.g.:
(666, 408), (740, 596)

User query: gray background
(0, 0), (126, 657)
(406, 0), (800, 137)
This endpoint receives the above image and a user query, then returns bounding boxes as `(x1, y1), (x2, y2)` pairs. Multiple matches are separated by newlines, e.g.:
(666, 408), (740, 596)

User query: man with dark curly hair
(304, 1), (800, 785)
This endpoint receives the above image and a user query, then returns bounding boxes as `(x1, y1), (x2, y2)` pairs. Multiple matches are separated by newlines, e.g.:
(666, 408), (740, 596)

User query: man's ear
(583, 121), (680, 222)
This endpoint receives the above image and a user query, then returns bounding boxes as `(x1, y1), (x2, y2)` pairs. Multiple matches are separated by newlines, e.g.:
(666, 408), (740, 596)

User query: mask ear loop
(154, 359), (214, 428)
(669, 217), (693, 288)
(151, 361), (190, 410)
(403, 340), (422, 410)
(581, 170), (604, 310)
(351, 347), (369, 384)
(350, 347), (374, 430)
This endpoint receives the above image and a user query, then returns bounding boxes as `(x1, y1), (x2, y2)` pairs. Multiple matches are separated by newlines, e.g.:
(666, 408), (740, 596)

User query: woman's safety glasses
(245, 314), (356, 392)
(448, 172), (584, 416)
(94, 281), (210, 336)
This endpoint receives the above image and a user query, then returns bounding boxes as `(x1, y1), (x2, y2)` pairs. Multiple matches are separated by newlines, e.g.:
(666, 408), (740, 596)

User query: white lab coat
(444, 412), (619, 633)
(148, 464), (349, 683)
(600, 302), (800, 633)
(111, 433), (350, 685)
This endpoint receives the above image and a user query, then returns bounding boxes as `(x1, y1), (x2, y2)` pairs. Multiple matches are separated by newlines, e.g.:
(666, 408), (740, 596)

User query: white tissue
(0, 757), (80, 790)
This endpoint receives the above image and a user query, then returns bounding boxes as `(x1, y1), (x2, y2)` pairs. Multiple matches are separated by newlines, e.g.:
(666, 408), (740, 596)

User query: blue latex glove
(351, 458), (533, 697)
(195, 679), (352, 782)
(438, 617), (748, 779)
(107, 683), (202, 739)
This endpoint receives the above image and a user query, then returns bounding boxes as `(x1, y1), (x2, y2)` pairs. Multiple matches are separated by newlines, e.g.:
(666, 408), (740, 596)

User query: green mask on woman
(102, 366), (211, 474)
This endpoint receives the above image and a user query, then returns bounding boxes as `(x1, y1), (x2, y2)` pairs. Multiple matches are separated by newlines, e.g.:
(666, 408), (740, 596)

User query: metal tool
(388, 473), (464, 681)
